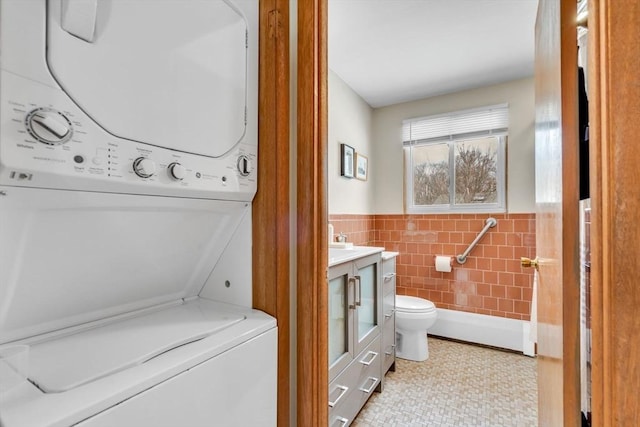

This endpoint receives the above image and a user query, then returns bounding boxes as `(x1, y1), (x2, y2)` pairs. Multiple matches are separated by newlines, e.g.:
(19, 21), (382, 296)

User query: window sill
(406, 205), (506, 215)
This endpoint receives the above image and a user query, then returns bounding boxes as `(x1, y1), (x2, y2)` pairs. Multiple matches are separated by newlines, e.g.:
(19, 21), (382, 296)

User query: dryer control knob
(25, 108), (73, 145)
(168, 162), (186, 181)
(133, 157), (156, 178)
(237, 155), (252, 176)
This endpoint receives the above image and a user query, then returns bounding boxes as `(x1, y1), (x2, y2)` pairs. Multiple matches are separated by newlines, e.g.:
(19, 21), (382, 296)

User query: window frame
(404, 133), (507, 214)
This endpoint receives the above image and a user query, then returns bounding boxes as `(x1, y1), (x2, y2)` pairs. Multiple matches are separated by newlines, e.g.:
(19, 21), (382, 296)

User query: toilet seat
(396, 295), (436, 314)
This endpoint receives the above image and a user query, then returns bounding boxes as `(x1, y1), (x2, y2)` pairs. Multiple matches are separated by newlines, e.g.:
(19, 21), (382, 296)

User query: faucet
(336, 232), (347, 243)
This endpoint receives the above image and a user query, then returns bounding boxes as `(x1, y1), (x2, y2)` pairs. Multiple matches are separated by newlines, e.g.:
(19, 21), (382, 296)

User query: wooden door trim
(588, 0), (607, 422)
(296, 0), (328, 425)
(254, 0), (290, 425)
(589, 0), (640, 424)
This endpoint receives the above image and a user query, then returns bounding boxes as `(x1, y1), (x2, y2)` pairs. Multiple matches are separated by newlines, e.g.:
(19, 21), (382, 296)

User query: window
(404, 104), (508, 213)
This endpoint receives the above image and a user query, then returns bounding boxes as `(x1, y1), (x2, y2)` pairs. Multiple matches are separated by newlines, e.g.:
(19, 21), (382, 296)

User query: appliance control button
(25, 108), (73, 145)
(133, 157), (156, 178)
(74, 155), (85, 164)
(237, 155), (252, 176)
(168, 162), (186, 181)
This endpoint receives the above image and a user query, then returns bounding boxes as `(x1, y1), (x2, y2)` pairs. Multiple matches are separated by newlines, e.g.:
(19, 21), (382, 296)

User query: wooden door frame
(253, 0), (290, 425)
(589, 0), (640, 424)
(296, 0), (329, 425)
(256, 0), (330, 424)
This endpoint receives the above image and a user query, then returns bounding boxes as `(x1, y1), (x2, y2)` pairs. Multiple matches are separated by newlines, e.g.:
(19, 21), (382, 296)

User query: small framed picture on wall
(355, 153), (368, 181)
(340, 143), (355, 178)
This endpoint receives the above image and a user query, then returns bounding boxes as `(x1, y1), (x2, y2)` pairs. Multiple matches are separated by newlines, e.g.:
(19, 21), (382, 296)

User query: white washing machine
(0, 1), (276, 426)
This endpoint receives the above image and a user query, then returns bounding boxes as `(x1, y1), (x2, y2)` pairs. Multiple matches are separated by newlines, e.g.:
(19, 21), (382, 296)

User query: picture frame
(355, 153), (368, 181)
(340, 143), (355, 178)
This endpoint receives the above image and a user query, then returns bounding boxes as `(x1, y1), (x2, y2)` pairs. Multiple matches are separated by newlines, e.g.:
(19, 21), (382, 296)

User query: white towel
(529, 270), (538, 343)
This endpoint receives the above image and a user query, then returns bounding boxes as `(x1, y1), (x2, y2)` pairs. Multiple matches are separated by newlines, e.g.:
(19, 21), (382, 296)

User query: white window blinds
(402, 103), (509, 145)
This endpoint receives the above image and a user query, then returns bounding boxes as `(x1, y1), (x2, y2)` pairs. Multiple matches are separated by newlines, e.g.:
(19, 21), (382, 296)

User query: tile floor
(352, 337), (538, 427)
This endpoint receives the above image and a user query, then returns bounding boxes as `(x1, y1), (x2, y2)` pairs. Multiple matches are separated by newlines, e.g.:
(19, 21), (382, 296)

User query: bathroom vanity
(328, 246), (386, 426)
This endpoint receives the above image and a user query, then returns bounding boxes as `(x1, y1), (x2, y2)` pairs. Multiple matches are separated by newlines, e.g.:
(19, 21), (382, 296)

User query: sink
(328, 246), (385, 266)
(329, 242), (353, 249)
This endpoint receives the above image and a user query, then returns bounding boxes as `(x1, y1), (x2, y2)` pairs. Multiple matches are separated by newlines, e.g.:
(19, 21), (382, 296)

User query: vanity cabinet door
(353, 254), (381, 357)
(328, 262), (354, 381)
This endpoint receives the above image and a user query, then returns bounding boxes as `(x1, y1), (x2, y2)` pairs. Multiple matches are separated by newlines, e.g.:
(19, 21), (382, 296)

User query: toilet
(395, 295), (438, 361)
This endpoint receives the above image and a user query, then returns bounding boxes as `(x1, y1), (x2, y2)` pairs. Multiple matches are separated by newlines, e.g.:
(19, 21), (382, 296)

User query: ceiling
(328, 0), (540, 108)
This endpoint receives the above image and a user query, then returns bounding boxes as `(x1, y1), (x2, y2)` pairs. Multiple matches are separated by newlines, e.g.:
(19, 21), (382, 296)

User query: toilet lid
(396, 295), (436, 313)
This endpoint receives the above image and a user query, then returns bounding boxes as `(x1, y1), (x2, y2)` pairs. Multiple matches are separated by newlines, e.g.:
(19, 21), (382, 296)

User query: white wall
(371, 77), (536, 214)
(328, 70), (375, 214)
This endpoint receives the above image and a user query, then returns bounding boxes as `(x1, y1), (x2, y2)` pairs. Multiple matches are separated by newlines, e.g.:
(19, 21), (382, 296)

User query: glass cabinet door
(328, 262), (353, 381)
(329, 274), (347, 366)
(354, 254), (380, 355)
(356, 263), (376, 341)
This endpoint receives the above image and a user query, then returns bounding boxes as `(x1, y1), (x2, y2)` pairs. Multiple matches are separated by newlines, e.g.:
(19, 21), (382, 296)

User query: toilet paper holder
(456, 217), (497, 264)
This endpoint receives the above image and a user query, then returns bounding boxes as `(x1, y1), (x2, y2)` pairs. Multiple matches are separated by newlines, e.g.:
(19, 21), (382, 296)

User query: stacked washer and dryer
(0, 1), (276, 426)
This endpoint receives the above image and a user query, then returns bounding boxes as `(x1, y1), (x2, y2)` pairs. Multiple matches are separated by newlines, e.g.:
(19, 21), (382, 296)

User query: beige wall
(328, 70), (375, 214)
(371, 77), (536, 214)
(328, 75), (536, 215)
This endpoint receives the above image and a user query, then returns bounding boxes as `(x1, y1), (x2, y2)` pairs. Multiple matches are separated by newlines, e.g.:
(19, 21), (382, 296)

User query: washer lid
(46, 0), (248, 158)
(27, 299), (245, 393)
(396, 295), (436, 313)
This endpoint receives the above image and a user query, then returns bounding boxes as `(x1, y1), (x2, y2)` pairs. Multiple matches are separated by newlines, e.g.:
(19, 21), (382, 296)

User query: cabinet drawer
(383, 292), (395, 323)
(382, 256), (396, 275)
(355, 335), (382, 384)
(352, 353), (381, 417)
(328, 391), (358, 427)
(382, 312), (395, 374)
(328, 336), (381, 426)
(382, 257), (396, 296)
(329, 412), (351, 427)
(382, 271), (396, 296)
(328, 384), (355, 427)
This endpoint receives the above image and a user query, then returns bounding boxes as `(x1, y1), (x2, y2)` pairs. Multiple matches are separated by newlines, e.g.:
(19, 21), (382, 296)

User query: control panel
(25, 107), (73, 145)
(0, 72), (257, 201)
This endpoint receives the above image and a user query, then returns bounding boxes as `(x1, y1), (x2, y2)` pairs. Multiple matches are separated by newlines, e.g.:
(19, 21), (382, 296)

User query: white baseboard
(522, 321), (535, 357)
(428, 308), (536, 356)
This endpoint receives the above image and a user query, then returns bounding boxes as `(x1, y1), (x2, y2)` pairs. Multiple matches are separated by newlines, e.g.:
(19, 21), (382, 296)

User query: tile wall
(329, 213), (536, 321)
(329, 214), (377, 245)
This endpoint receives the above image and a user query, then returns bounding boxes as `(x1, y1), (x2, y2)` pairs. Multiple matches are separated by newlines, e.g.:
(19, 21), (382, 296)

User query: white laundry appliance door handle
(61, 0), (98, 42)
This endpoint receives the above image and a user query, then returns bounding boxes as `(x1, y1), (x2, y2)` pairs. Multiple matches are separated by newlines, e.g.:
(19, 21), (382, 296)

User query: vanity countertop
(328, 246), (385, 267)
(381, 251), (399, 261)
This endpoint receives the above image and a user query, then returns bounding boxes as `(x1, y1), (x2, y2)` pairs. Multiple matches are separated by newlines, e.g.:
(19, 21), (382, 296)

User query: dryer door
(46, 0), (247, 158)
